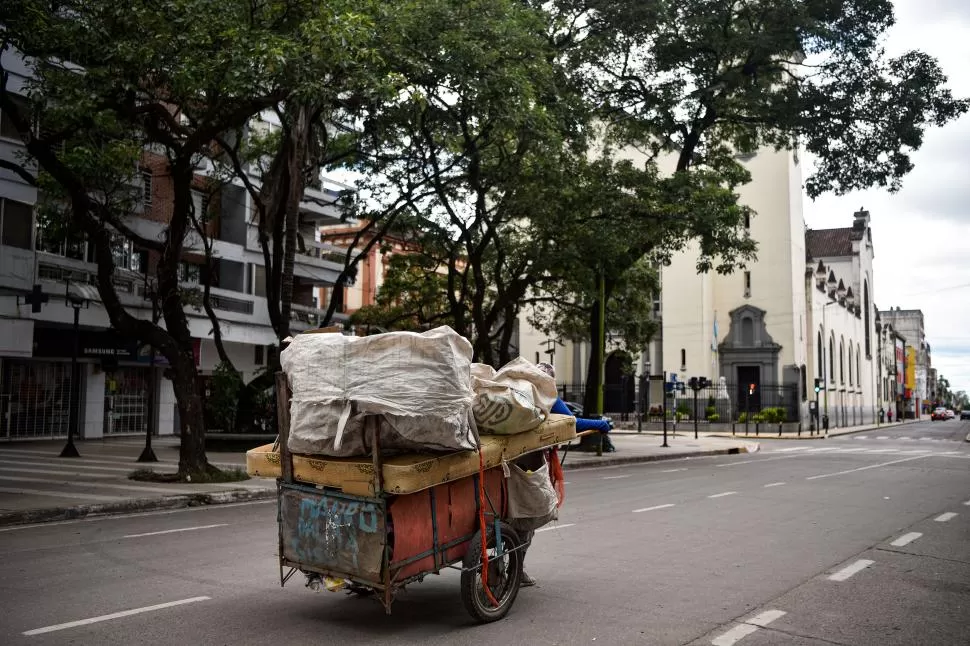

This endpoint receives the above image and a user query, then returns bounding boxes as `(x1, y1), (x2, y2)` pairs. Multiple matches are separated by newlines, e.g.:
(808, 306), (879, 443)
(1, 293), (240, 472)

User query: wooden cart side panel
(279, 486), (386, 583)
(389, 467), (506, 581)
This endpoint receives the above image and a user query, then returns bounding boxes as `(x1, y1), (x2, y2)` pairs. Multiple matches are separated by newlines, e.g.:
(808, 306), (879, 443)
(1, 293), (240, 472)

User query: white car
(945, 409), (956, 420)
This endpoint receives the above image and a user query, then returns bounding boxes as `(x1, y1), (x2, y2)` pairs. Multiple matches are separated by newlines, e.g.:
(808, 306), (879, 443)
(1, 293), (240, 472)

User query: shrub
(705, 405), (717, 419)
(759, 407), (788, 424)
(738, 412), (748, 423)
(676, 402), (692, 417)
(751, 414), (765, 423)
(707, 413), (720, 422)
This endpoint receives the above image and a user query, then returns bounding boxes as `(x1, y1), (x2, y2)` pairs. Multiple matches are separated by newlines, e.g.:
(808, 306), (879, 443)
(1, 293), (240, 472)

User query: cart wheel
(460, 521), (523, 623)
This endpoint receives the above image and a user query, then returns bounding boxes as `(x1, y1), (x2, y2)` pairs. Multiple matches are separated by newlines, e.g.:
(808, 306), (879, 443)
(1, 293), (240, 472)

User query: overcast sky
(802, 0), (970, 398)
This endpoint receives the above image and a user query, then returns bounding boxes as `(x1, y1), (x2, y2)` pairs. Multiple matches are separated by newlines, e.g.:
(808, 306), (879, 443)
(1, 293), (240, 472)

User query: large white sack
(280, 326), (478, 456)
(471, 357), (559, 434)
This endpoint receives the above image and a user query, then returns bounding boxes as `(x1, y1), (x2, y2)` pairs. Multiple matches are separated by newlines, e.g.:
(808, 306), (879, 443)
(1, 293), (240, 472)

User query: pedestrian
(887, 409), (893, 423)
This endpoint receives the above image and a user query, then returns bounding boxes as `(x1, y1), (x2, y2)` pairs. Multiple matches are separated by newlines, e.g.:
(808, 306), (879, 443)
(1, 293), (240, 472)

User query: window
(680, 348), (686, 370)
(800, 365), (807, 401)
(178, 262), (200, 284)
(0, 94), (29, 141)
(0, 198), (33, 249)
(743, 271), (751, 298)
(864, 281), (871, 358)
(744, 212), (751, 229)
(829, 337), (834, 381)
(857, 348), (861, 389)
(741, 317), (754, 345)
(140, 168), (153, 208)
(111, 236), (144, 272)
(839, 339), (845, 384)
(254, 345), (264, 366)
(817, 331), (824, 378)
(848, 341), (853, 386)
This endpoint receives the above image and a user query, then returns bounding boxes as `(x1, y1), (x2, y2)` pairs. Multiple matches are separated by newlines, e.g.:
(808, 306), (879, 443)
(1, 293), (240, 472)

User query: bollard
(778, 422), (783, 437)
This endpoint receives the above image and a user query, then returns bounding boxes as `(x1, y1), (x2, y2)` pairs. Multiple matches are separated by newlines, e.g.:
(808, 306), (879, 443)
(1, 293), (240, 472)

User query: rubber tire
(460, 521), (523, 624)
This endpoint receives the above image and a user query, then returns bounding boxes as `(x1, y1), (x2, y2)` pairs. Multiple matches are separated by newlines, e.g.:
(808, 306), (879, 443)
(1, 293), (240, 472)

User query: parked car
(931, 407), (948, 421)
(961, 410), (970, 420)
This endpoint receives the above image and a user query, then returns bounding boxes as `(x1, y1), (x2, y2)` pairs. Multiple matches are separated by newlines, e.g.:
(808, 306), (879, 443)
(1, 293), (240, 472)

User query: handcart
(273, 374), (562, 623)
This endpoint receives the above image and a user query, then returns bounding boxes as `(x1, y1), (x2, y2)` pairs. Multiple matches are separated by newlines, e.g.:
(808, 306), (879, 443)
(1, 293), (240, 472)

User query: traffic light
(814, 378), (821, 394)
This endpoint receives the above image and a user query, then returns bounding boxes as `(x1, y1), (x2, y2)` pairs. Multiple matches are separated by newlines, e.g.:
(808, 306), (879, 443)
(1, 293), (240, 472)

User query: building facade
(0, 47), (347, 441)
(878, 308), (930, 419)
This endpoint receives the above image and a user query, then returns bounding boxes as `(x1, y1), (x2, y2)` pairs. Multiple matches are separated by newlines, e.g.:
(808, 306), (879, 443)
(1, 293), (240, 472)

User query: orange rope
(477, 446), (500, 608)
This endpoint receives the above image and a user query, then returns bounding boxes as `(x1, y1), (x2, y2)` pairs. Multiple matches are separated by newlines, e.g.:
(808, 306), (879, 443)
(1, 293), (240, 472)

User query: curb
(0, 488), (275, 529)
(562, 443), (759, 470)
(710, 419), (923, 441)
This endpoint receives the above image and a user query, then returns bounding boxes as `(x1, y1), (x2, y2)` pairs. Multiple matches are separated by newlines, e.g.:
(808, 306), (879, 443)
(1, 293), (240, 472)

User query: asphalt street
(0, 419), (967, 645)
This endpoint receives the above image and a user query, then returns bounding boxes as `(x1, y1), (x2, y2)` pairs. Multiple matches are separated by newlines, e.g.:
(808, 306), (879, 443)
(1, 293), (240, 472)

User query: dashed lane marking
(122, 523), (229, 539)
(763, 482), (786, 488)
(602, 475), (631, 480)
(829, 559), (874, 581)
(632, 503), (675, 513)
(535, 523), (575, 533)
(22, 597), (211, 636)
(889, 532), (922, 547)
(711, 609), (787, 646)
(806, 454), (930, 481)
(935, 512), (957, 522)
(708, 491), (738, 498)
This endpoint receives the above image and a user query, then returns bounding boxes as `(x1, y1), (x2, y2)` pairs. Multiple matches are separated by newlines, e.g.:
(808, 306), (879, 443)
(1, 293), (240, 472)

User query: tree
(531, 0), (968, 409)
(348, 0), (601, 366)
(0, 0), (374, 477)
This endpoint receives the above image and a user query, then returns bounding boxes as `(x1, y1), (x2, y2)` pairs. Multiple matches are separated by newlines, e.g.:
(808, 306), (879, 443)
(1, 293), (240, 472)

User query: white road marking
(715, 455), (802, 467)
(899, 437), (910, 440)
(708, 491), (738, 498)
(711, 609), (786, 645)
(711, 623), (759, 645)
(855, 436), (868, 439)
(22, 596), (210, 635)
(661, 468), (688, 473)
(865, 449), (901, 454)
(806, 454), (930, 481)
(837, 448), (869, 453)
(898, 450), (932, 454)
(0, 486), (122, 501)
(763, 482), (786, 488)
(602, 475), (631, 480)
(806, 447), (838, 452)
(122, 523), (229, 539)
(935, 512), (957, 522)
(0, 475), (188, 495)
(746, 609), (787, 627)
(964, 500), (970, 506)
(829, 559), (874, 581)
(890, 532), (922, 547)
(535, 523), (575, 533)
(632, 503), (675, 513)
(776, 447), (810, 452)
(876, 436), (889, 440)
(0, 459), (151, 473)
(0, 500), (275, 533)
(919, 437), (934, 441)
(939, 451), (960, 455)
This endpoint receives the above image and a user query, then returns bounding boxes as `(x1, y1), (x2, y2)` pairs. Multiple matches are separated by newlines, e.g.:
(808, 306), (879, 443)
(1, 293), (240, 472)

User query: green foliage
(205, 362), (244, 432)
(760, 407), (788, 424)
(707, 413), (721, 423)
(676, 402), (692, 417)
(705, 406), (717, 419)
(350, 252), (455, 332)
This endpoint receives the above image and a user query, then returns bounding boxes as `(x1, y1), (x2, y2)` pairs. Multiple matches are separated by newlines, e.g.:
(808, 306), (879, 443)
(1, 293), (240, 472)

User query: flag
(711, 315), (719, 352)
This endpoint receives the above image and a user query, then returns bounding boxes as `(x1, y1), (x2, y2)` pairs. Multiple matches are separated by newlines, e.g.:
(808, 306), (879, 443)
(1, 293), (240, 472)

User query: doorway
(737, 365), (761, 416)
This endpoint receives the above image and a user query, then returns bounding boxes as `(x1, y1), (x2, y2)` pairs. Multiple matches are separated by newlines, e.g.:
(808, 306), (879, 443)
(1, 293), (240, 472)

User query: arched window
(817, 331), (824, 378)
(829, 335), (835, 382)
(839, 337), (845, 384)
(864, 280), (871, 357)
(857, 348), (861, 389)
(848, 341), (854, 386)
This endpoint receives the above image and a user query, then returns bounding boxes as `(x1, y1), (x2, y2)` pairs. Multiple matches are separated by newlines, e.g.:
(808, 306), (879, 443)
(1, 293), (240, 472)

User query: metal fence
(559, 379), (801, 423)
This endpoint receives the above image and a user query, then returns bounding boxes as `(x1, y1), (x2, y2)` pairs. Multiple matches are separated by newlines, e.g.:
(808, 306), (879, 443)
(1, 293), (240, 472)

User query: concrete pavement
(0, 419), (967, 645)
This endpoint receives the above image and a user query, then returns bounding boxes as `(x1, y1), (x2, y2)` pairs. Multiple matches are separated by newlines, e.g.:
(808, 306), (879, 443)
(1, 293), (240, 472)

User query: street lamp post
(138, 277), (160, 463)
(60, 284), (89, 458)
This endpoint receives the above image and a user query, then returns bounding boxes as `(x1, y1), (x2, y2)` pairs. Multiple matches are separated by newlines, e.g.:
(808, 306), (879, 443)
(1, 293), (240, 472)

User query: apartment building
(0, 47), (347, 441)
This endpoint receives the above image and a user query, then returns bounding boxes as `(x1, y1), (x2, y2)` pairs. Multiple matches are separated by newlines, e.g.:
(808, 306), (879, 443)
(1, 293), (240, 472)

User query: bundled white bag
(471, 357), (558, 434)
(280, 326), (478, 456)
(504, 458), (559, 531)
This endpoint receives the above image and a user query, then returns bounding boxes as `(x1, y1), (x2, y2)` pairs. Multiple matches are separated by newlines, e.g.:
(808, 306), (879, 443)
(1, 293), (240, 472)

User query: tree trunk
(169, 351), (212, 476)
(279, 102), (312, 342)
(583, 300), (601, 414)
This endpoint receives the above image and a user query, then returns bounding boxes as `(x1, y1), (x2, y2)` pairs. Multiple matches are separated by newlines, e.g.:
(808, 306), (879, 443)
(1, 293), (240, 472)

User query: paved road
(1, 420), (967, 645)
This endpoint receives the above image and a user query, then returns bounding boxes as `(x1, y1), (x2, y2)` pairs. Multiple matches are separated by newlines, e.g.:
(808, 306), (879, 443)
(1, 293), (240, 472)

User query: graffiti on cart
(291, 496), (379, 570)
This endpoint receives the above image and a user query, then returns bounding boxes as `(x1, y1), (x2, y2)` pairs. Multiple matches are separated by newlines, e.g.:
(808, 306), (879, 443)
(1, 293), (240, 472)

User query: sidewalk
(560, 433), (758, 468)
(0, 432), (756, 527)
(612, 418), (923, 441)
(0, 437), (275, 527)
